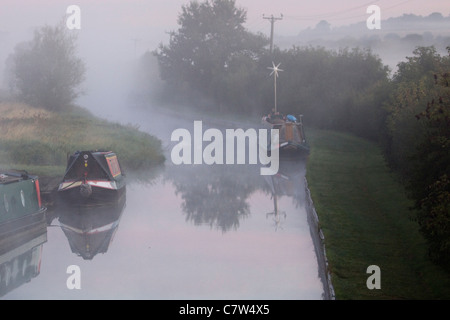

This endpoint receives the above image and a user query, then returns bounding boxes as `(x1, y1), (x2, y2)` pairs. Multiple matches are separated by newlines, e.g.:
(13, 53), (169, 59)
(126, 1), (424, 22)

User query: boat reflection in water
(54, 150), (128, 260)
(0, 211), (47, 297)
(57, 195), (126, 260)
(263, 160), (307, 230)
(0, 170), (48, 297)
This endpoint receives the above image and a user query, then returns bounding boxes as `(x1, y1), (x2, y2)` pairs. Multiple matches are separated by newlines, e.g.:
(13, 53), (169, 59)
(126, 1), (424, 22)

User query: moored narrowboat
(0, 170), (47, 296)
(0, 215), (47, 297)
(263, 62), (310, 157)
(57, 151), (126, 206)
(0, 170), (47, 233)
(262, 113), (310, 156)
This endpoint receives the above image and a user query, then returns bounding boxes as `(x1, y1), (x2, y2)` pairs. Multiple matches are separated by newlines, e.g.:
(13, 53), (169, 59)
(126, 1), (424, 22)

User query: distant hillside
(294, 12), (450, 40)
(276, 12), (450, 70)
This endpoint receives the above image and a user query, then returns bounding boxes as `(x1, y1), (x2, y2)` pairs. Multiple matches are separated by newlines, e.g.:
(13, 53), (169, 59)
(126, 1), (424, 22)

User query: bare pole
(132, 38), (141, 58)
(263, 14), (283, 54)
(274, 69), (277, 111)
(268, 62), (283, 112)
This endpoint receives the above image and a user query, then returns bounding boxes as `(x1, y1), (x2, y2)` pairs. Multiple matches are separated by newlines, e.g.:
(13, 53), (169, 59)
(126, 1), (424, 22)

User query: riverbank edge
(304, 177), (336, 300)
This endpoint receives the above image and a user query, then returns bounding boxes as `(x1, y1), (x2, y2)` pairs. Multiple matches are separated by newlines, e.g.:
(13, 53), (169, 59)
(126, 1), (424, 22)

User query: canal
(1, 106), (327, 300)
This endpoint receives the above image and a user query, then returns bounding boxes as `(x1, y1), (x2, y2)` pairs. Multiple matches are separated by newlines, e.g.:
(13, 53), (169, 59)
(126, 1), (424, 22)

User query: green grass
(305, 128), (450, 299)
(0, 103), (165, 178)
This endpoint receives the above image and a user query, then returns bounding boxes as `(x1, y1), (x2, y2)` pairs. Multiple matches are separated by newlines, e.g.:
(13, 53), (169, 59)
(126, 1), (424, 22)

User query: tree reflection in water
(165, 164), (264, 232)
(266, 192), (287, 231)
(165, 159), (306, 233)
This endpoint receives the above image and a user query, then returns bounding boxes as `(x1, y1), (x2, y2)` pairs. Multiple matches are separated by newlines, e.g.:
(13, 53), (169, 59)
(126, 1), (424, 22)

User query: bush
(6, 22), (85, 111)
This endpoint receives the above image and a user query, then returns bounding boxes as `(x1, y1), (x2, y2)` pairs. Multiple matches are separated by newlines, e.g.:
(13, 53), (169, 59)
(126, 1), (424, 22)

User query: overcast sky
(1, 0), (448, 110)
(1, 0), (449, 55)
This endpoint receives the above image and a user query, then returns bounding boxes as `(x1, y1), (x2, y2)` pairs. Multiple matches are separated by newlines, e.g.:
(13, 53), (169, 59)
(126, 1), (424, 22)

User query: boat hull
(262, 117), (310, 157)
(58, 182), (126, 207)
(57, 151), (126, 207)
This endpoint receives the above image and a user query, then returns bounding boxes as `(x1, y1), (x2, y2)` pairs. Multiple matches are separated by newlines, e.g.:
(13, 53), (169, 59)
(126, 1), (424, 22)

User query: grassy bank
(305, 128), (450, 299)
(0, 102), (165, 179)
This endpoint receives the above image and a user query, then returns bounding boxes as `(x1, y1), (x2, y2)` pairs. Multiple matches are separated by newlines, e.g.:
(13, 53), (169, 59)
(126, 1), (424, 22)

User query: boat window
(4, 194), (9, 213)
(21, 190), (26, 207)
(106, 155), (122, 178)
(65, 155), (109, 180)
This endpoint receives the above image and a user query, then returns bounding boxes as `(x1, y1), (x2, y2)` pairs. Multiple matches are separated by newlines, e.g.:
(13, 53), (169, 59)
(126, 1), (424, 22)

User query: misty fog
(1, 0), (449, 301)
(1, 2), (448, 122)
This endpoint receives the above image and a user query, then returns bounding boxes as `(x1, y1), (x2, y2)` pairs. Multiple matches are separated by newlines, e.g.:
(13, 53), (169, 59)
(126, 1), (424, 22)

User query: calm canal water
(1, 107), (327, 300)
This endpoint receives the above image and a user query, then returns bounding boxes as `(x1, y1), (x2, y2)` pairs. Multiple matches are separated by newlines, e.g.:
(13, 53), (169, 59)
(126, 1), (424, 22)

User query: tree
(383, 46), (450, 269)
(383, 46), (444, 174)
(410, 58), (450, 268)
(7, 22), (85, 111)
(266, 46), (390, 139)
(154, 0), (267, 110)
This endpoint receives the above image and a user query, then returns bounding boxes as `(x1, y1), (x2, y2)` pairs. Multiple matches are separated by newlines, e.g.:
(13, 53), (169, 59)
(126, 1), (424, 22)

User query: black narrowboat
(57, 151), (126, 206)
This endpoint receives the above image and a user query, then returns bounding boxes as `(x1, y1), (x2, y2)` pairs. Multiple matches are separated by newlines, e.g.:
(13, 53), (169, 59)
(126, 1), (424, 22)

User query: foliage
(154, 0), (267, 111)
(384, 46), (450, 268)
(416, 175), (450, 267)
(6, 22), (85, 111)
(270, 46), (391, 140)
(410, 65), (450, 267)
(153, 0), (391, 140)
(384, 47), (444, 172)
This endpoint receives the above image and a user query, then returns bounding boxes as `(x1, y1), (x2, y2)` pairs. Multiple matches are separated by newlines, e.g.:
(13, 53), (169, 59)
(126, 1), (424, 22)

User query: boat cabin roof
(0, 171), (36, 185)
(63, 150), (123, 181)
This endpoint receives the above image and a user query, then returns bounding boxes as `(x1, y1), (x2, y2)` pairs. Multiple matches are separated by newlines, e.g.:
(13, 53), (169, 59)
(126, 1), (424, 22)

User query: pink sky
(0, 0), (448, 78)
(1, 0), (449, 36)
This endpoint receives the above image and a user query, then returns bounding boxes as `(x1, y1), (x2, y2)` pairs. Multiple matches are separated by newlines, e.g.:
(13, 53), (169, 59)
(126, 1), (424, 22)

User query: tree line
(385, 46), (450, 267)
(153, 0), (449, 269)
(153, 0), (393, 139)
